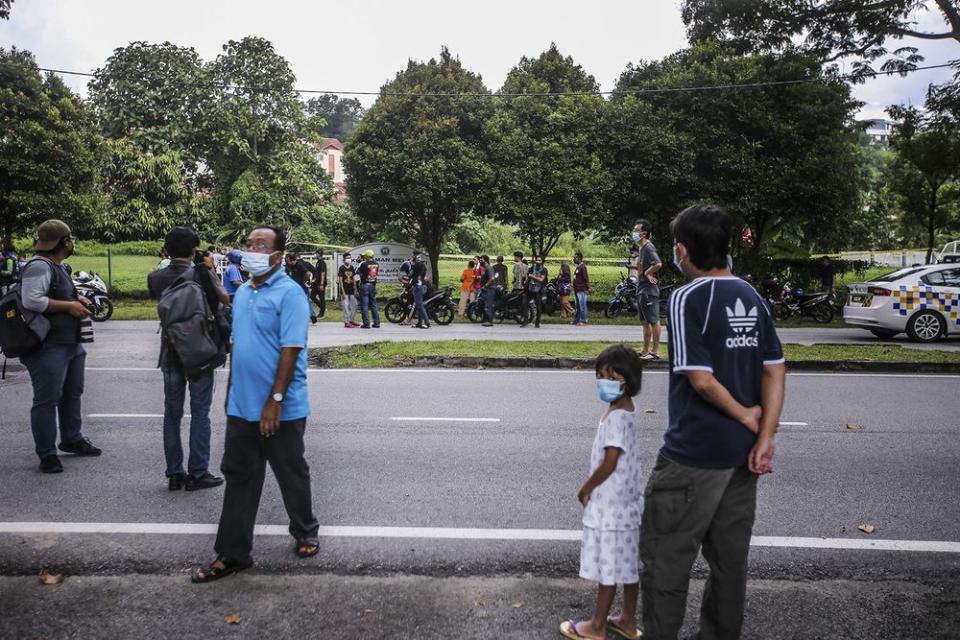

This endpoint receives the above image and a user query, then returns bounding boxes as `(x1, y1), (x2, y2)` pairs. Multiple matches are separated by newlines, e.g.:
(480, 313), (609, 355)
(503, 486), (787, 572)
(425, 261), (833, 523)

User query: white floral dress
(580, 407), (643, 585)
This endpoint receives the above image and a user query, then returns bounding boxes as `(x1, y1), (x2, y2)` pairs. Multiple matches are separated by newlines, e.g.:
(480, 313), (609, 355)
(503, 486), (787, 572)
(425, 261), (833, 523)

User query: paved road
(1, 361), (958, 637)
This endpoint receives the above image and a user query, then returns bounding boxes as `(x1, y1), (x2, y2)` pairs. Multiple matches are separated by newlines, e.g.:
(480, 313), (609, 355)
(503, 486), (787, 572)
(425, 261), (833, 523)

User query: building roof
(317, 137), (344, 151)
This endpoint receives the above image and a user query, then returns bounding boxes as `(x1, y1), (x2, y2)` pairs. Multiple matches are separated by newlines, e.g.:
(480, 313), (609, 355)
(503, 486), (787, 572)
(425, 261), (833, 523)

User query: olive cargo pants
(640, 454), (759, 640)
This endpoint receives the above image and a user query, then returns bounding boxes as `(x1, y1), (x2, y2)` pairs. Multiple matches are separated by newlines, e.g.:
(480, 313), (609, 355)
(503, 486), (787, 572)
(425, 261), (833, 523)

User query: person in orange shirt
(459, 260), (476, 316)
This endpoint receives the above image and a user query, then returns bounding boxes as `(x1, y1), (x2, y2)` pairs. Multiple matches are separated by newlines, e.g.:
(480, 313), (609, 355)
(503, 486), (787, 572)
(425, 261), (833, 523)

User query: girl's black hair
(595, 344), (643, 397)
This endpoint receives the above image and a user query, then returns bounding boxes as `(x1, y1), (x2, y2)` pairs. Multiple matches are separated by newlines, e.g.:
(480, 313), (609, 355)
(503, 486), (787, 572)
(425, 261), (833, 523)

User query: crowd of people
(6, 203), (787, 640)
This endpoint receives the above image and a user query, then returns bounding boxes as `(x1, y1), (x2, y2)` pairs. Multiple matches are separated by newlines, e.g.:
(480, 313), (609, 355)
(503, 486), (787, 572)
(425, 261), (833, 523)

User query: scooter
(73, 271), (113, 322)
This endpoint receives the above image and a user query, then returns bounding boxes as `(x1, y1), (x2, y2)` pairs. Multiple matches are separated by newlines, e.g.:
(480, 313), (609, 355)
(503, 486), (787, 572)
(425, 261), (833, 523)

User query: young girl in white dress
(561, 345), (644, 640)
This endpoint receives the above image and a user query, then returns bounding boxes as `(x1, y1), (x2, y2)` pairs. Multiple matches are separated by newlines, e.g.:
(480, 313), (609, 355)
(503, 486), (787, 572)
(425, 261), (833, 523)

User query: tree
(0, 48), (103, 239)
(1, 1), (12, 20)
(886, 102), (960, 262)
(305, 94), (365, 141)
(344, 48), (494, 283)
(487, 44), (611, 257)
(612, 43), (862, 256)
(203, 37), (333, 234)
(681, 0), (957, 79)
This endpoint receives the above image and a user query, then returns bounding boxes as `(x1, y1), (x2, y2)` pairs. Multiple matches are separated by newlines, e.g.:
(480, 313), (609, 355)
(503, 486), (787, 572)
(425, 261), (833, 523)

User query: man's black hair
(468, 259), (476, 269)
(164, 226), (200, 259)
(253, 225), (286, 252)
(513, 251), (523, 259)
(669, 204), (731, 271)
(595, 344), (643, 398)
(635, 219), (653, 237)
(481, 254), (490, 264)
(496, 255), (504, 263)
(574, 251), (583, 260)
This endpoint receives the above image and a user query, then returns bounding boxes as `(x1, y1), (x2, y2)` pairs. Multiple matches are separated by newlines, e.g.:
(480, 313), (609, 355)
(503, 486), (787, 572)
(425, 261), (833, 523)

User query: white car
(844, 264), (960, 342)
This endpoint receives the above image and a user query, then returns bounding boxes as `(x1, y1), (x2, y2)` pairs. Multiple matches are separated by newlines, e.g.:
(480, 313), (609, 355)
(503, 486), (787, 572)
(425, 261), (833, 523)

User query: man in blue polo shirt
(193, 225), (319, 583)
(640, 204), (785, 640)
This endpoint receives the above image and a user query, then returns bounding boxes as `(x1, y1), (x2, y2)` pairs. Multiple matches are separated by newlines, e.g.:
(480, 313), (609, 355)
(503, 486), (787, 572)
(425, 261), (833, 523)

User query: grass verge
(309, 340), (960, 369)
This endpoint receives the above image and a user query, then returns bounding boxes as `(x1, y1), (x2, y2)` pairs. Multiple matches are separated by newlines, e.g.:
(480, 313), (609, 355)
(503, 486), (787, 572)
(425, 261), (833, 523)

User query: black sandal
(294, 539), (319, 558)
(191, 556), (253, 583)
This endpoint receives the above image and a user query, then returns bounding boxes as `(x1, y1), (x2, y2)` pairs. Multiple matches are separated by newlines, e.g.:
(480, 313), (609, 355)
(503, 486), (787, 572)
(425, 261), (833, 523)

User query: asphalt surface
(1, 330), (958, 638)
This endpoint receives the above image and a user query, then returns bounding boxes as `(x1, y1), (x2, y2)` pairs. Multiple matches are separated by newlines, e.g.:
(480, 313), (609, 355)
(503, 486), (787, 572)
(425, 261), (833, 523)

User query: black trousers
(214, 416), (319, 563)
(522, 289), (543, 326)
(310, 288), (326, 317)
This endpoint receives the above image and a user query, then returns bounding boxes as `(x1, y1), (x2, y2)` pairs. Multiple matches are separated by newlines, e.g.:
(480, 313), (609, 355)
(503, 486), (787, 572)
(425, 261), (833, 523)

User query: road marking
(88, 414), (182, 419)
(779, 422), (809, 426)
(83, 367), (960, 379)
(390, 417), (501, 423)
(1, 522), (958, 553)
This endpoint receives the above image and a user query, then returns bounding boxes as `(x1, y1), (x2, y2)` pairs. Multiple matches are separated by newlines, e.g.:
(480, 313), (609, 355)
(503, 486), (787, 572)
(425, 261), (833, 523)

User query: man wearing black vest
(148, 226), (229, 491)
(19, 220), (100, 474)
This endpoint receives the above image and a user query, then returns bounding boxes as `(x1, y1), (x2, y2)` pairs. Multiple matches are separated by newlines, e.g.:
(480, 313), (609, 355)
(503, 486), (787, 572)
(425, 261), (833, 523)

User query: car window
(873, 267), (928, 282)
(922, 268), (960, 287)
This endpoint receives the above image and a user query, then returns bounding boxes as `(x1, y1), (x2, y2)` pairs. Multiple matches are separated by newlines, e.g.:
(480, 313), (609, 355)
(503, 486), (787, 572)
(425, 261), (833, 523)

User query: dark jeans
(483, 288), (496, 322)
(359, 283), (380, 327)
(162, 367), (214, 479)
(21, 342), (86, 459)
(523, 288), (543, 326)
(640, 455), (758, 640)
(310, 288), (326, 317)
(413, 284), (429, 325)
(214, 416), (319, 564)
(299, 284), (316, 320)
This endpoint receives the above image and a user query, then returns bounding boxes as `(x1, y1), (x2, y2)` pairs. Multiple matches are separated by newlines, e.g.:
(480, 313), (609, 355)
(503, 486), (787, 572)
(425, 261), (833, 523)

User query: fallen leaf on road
(224, 614), (241, 625)
(475, 598), (486, 608)
(644, 409), (657, 414)
(858, 524), (876, 534)
(846, 423), (864, 431)
(512, 601), (524, 609)
(38, 569), (63, 585)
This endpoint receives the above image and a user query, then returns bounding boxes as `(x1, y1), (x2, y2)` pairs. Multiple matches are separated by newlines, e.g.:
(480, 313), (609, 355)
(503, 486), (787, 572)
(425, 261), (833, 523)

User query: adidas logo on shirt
(725, 298), (759, 348)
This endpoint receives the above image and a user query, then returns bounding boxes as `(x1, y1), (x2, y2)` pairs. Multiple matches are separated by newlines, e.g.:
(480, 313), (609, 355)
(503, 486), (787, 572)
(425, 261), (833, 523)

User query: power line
(36, 61), (957, 98)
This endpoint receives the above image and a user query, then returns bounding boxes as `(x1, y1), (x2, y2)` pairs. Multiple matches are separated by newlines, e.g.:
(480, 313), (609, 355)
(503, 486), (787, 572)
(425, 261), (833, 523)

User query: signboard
(345, 243), (429, 283)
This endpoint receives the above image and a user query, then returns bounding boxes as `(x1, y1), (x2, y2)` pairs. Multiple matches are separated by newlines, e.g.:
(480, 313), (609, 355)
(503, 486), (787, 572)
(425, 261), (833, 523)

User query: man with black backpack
(148, 226), (230, 492)
(17, 220), (100, 474)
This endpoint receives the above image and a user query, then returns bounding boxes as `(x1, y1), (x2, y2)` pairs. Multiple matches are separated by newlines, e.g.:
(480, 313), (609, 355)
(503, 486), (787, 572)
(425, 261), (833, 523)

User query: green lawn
(310, 340), (960, 368)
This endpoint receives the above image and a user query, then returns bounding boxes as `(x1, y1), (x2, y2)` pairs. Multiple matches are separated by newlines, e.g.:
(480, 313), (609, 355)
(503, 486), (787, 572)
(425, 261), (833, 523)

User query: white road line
(390, 417), (501, 423)
(88, 414), (181, 419)
(1, 522), (958, 553)
(779, 422), (809, 426)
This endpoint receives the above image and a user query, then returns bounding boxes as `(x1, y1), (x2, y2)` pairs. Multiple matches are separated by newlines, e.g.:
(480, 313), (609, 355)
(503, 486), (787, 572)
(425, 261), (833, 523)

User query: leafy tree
(344, 48), (494, 283)
(1, 1), (12, 20)
(0, 48), (103, 240)
(612, 43), (862, 256)
(886, 102), (960, 262)
(305, 94), (365, 141)
(680, 0), (957, 79)
(487, 44), (611, 257)
(95, 138), (198, 241)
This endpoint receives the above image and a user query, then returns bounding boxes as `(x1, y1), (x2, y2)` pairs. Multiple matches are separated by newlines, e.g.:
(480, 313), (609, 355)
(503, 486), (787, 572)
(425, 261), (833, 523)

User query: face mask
(631, 231), (642, 243)
(673, 246), (684, 272)
(596, 379), (624, 403)
(240, 251), (275, 277)
(344, 258), (352, 265)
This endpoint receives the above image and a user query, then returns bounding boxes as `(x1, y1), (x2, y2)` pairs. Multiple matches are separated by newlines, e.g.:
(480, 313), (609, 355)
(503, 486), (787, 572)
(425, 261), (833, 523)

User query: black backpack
(0, 258), (55, 360)
(156, 267), (228, 378)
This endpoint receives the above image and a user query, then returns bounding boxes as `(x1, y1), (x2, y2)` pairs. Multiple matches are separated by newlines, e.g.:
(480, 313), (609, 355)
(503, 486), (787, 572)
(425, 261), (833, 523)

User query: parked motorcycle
(540, 276), (564, 316)
(384, 285), (457, 326)
(466, 287), (534, 324)
(765, 278), (833, 324)
(604, 273), (674, 321)
(73, 271), (113, 322)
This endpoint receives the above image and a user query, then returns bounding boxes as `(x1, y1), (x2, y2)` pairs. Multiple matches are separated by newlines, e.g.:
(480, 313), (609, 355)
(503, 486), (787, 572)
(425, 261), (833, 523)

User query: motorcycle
(765, 278), (833, 324)
(540, 276), (565, 316)
(384, 285), (457, 326)
(604, 273), (639, 318)
(73, 271), (113, 322)
(466, 287), (535, 324)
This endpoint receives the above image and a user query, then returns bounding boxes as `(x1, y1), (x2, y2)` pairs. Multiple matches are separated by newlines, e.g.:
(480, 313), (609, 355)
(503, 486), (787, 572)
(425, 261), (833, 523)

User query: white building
(315, 137), (347, 201)
(862, 118), (893, 144)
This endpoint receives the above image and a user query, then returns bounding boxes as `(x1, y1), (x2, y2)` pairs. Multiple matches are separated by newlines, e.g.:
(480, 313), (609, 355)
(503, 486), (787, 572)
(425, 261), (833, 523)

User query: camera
(194, 249), (210, 265)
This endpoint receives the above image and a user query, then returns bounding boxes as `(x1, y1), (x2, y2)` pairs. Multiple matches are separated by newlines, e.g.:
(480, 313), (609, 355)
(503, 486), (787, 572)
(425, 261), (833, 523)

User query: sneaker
(310, 316), (318, 324)
(58, 437), (101, 457)
(360, 325), (370, 329)
(344, 323), (351, 328)
(39, 455), (63, 474)
(349, 322), (360, 328)
(185, 473), (225, 491)
(482, 322), (493, 327)
(168, 473), (187, 491)
(372, 324), (380, 328)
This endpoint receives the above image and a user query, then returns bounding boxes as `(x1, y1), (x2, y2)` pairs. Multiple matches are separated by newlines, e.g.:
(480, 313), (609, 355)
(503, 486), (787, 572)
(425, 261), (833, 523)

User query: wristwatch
(272, 392), (284, 403)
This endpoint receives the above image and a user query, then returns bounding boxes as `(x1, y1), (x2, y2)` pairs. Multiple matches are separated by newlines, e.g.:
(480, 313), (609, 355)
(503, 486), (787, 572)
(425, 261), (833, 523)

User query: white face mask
(240, 251), (276, 277)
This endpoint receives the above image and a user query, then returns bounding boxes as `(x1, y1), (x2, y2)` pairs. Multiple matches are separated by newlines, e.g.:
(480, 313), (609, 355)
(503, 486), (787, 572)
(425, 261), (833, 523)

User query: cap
(227, 249), (243, 264)
(34, 219), (73, 251)
(362, 249), (374, 258)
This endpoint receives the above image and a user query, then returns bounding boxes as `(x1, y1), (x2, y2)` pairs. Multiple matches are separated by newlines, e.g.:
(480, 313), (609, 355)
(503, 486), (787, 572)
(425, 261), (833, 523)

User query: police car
(843, 264), (960, 342)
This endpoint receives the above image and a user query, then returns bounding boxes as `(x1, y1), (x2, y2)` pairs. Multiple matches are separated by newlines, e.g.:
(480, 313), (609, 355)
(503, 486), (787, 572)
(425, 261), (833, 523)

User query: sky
(1, 0), (956, 120)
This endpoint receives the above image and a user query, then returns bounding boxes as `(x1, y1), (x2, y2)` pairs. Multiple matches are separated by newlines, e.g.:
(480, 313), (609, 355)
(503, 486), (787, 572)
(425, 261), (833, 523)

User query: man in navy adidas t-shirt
(640, 204), (786, 640)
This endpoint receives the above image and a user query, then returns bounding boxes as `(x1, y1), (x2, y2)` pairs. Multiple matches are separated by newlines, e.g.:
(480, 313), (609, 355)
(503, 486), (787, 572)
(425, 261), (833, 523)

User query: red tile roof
(317, 137), (344, 151)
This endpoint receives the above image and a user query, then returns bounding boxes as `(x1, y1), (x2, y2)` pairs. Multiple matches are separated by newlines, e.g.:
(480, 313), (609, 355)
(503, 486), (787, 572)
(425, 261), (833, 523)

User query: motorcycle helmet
(227, 250), (242, 265)
(793, 287), (804, 298)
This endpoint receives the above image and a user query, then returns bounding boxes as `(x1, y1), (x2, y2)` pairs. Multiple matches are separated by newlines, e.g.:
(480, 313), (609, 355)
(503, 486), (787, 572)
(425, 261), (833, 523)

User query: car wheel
(869, 328), (899, 339)
(906, 310), (945, 343)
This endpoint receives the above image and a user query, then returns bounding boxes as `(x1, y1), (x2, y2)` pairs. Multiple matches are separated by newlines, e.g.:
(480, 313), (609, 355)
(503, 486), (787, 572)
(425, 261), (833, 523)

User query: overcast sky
(1, 0), (956, 120)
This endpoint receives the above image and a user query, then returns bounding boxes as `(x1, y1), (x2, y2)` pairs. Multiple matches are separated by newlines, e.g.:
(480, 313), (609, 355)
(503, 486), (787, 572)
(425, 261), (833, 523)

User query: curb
(344, 355), (960, 374)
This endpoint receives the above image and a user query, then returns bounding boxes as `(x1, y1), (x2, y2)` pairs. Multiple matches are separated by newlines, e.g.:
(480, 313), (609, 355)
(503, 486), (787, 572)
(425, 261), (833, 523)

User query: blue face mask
(240, 251), (275, 277)
(631, 231), (642, 243)
(596, 379), (624, 403)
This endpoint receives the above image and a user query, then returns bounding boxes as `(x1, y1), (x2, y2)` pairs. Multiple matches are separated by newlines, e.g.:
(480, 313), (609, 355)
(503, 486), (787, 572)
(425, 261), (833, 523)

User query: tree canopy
(344, 48), (494, 282)
(305, 94), (365, 141)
